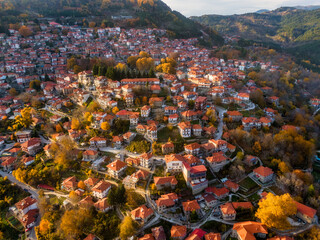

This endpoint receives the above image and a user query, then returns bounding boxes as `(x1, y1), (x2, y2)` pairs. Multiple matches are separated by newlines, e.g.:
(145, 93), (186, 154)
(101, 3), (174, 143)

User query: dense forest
(0, 0), (223, 42)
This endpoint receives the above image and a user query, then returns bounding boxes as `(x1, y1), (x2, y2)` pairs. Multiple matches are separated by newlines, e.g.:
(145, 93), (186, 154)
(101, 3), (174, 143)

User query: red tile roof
(182, 200), (200, 212)
(253, 166), (273, 177)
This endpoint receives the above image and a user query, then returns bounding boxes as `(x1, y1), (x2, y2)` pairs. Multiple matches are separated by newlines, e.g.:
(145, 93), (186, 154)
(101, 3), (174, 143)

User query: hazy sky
(161, 0), (320, 16)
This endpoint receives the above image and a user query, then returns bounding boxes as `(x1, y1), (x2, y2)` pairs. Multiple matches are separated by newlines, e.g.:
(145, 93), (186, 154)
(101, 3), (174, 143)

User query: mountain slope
(191, 7), (320, 43)
(0, 0), (224, 42)
(191, 7), (320, 67)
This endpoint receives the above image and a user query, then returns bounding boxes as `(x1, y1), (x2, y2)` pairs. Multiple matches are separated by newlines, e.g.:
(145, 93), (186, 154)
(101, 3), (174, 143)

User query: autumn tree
(8, 88), (18, 96)
(101, 122), (110, 131)
(60, 209), (93, 239)
(71, 118), (80, 130)
(19, 25), (32, 37)
(252, 141), (261, 155)
(12, 107), (33, 130)
(115, 63), (127, 72)
(297, 226), (320, 240)
(78, 181), (86, 190)
(273, 129), (315, 167)
(89, 22), (96, 28)
(38, 219), (52, 235)
(249, 89), (266, 108)
(56, 124), (63, 133)
(142, 96), (148, 105)
(135, 98), (141, 106)
(29, 80), (41, 90)
(112, 107), (119, 115)
(127, 56), (139, 68)
(136, 57), (154, 72)
(53, 136), (77, 169)
(67, 57), (77, 70)
(139, 51), (150, 58)
(119, 216), (136, 240)
(255, 193), (297, 229)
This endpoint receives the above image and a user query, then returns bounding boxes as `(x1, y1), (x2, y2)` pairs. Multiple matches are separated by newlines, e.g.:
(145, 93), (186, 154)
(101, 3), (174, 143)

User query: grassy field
(157, 126), (183, 143)
(239, 177), (259, 193)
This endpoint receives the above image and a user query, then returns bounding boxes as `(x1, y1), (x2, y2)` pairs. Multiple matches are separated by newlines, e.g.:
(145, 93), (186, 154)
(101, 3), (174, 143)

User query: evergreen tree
(148, 68), (155, 78)
(92, 64), (99, 75)
(106, 66), (115, 79)
(44, 73), (51, 82)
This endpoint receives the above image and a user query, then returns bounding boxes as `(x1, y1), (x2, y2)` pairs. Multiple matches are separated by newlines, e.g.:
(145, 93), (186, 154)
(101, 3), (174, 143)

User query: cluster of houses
(0, 21), (319, 240)
(10, 196), (39, 231)
(61, 176), (112, 212)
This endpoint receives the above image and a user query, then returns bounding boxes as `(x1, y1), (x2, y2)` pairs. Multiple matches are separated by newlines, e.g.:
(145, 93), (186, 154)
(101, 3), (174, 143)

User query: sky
(161, 0), (320, 16)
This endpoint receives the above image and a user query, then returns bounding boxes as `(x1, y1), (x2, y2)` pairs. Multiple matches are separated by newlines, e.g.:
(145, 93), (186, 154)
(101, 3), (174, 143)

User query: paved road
(215, 106), (227, 140)
(0, 143), (15, 155)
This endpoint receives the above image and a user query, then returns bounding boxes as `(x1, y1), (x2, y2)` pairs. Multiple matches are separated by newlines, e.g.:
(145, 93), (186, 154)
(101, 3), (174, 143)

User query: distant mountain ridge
(0, 0), (224, 43)
(191, 6), (320, 67)
(191, 7), (320, 43)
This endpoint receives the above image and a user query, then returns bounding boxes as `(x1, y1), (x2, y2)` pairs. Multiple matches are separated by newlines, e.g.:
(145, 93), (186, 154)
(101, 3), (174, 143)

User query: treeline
(92, 64), (155, 80)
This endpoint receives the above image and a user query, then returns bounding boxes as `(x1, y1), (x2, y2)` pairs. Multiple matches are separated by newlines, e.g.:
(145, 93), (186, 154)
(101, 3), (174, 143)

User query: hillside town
(0, 20), (320, 240)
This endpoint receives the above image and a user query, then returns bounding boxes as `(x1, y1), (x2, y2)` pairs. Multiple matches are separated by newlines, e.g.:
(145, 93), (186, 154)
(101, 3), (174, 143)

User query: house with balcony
(165, 154), (185, 173)
(83, 149), (99, 162)
(89, 137), (107, 149)
(178, 121), (192, 138)
(21, 138), (42, 156)
(141, 105), (151, 118)
(206, 151), (228, 172)
(107, 160), (127, 179)
(184, 142), (201, 156)
(139, 152), (153, 169)
(92, 180), (111, 199)
(131, 205), (154, 223)
(182, 162), (208, 195)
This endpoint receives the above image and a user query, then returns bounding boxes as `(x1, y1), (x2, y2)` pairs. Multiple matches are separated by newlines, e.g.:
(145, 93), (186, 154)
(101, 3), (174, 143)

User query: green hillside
(191, 7), (320, 66)
(0, 0), (223, 42)
(191, 7), (320, 43)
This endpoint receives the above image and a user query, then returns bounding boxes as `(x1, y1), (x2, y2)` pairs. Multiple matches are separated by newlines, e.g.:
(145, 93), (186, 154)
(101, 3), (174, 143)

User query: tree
(190, 210), (198, 221)
(60, 209), (93, 239)
(112, 107), (119, 115)
(8, 88), (18, 96)
(249, 89), (265, 108)
(39, 219), (52, 235)
(297, 226), (320, 240)
(56, 124), (63, 133)
(278, 161), (290, 174)
(127, 56), (139, 68)
(73, 65), (82, 74)
(236, 151), (244, 160)
(252, 141), (261, 155)
(142, 96), (148, 105)
(255, 193), (297, 229)
(78, 181), (86, 190)
(29, 80), (41, 90)
(135, 98), (141, 106)
(89, 22), (96, 28)
(273, 129), (315, 167)
(108, 184), (126, 206)
(71, 118), (80, 130)
(101, 122), (110, 131)
(19, 26), (32, 37)
(136, 57), (154, 72)
(13, 107), (33, 130)
(119, 216), (136, 240)
(67, 57), (77, 70)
